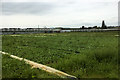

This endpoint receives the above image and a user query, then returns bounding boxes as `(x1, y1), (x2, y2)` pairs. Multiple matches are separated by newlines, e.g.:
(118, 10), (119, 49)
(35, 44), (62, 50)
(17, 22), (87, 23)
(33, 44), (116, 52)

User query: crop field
(2, 32), (119, 78)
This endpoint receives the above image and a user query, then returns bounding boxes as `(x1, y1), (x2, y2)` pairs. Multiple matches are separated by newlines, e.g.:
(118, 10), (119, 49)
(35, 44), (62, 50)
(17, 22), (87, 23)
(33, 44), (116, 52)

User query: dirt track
(0, 51), (77, 79)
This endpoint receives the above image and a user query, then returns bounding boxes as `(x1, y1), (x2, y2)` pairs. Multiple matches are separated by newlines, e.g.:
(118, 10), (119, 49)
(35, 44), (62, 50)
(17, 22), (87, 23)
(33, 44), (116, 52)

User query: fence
(1, 28), (120, 35)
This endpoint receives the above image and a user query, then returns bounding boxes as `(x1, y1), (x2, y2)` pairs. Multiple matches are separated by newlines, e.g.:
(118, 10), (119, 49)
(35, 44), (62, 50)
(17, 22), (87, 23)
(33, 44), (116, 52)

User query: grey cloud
(118, 1), (120, 26)
(2, 2), (56, 15)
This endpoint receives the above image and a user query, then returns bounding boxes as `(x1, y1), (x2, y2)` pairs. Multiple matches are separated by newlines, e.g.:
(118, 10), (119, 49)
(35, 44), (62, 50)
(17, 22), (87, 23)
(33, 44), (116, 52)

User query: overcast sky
(0, 0), (119, 28)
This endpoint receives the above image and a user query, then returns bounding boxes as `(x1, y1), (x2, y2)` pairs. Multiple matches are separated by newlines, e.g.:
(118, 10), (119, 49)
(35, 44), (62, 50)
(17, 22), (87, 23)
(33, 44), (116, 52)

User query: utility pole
(38, 25), (39, 31)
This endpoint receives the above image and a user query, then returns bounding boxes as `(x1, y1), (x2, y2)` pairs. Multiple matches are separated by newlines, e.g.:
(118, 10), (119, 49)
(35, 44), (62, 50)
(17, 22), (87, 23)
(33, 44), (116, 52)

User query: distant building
(53, 29), (61, 33)
(61, 30), (71, 33)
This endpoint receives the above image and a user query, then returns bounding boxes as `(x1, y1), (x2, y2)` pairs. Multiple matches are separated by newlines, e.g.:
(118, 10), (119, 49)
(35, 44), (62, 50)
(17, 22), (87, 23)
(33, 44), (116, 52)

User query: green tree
(93, 26), (97, 29)
(101, 20), (107, 29)
(82, 26), (85, 29)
